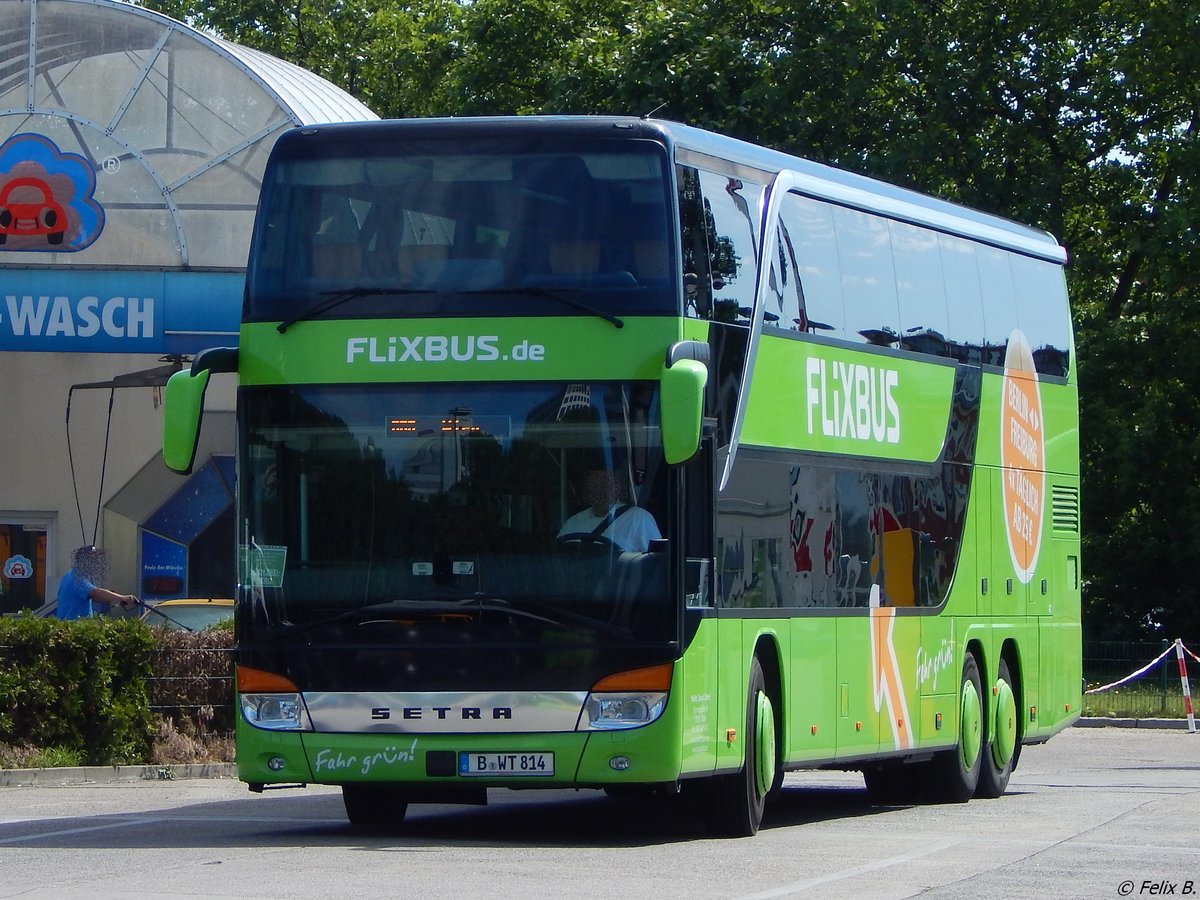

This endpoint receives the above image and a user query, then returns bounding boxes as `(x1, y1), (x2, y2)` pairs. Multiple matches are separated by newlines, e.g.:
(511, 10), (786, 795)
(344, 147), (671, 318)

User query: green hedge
(0, 615), (157, 765)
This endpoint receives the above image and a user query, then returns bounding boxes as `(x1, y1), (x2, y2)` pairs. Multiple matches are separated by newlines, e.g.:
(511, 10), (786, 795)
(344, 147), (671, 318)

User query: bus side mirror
(163, 347), (238, 474)
(661, 357), (707, 465)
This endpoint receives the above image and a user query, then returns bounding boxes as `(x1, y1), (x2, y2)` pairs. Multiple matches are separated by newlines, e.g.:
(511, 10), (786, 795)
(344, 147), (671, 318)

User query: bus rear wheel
(709, 656), (775, 837)
(976, 657), (1019, 798)
(342, 784), (409, 830)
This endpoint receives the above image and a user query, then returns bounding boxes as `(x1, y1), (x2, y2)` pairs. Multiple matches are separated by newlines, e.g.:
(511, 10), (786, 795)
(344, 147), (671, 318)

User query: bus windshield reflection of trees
(240, 381), (671, 641)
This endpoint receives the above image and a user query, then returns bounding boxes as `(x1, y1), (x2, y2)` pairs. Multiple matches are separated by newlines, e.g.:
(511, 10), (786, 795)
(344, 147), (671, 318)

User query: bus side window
(977, 244), (1019, 367)
(779, 194), (845, 339)
(677, 165), (713, 318)
(833, 205), (902, 349)
(769, 214), (803, 331)
(696, 170), (761, 326)
(937, 234), (986, 366)
(891, 220), (951, 358)
(1010, 254), (1071, 377)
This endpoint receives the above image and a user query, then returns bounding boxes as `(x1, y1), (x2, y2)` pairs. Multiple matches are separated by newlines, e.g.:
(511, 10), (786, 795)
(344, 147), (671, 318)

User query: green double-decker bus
(164, 116), (1080, 836)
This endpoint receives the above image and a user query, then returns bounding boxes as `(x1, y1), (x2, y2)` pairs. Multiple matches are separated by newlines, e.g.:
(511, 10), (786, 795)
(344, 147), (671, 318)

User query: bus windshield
(238, 381), (674, 645)
(246, 138), (678, 323)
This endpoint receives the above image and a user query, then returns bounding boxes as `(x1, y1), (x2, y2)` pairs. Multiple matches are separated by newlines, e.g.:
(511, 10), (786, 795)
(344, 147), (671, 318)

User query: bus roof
(279, 116), (1068, 265)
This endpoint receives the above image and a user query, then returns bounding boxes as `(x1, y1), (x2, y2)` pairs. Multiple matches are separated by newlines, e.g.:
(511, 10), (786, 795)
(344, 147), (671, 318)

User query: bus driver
(557, 469), (662, 552)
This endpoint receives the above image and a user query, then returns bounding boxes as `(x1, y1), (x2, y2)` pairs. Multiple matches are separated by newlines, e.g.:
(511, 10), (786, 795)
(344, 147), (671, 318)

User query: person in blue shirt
(55, 546), (137, 620)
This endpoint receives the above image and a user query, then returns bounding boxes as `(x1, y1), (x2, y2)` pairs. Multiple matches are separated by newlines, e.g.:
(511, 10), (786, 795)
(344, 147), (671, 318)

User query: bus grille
(1051, 484), (1080, 534)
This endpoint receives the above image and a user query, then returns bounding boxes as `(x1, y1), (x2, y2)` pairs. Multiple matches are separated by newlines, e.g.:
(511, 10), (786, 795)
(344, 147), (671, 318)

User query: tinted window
(716, 452), (967, 610)
(779, 194), (844, 338)
(240, 381), (673, 642)
(763, 216), (803, 331)
(834, 206), (901, 348)
(695, 169), (763, 326)
(891, 221), (951, 358)
(976, 244), (1019, 368)
(938, 234), (988, 366)
(1011, 254), (1071, 377)
(247, 140), (676, 322)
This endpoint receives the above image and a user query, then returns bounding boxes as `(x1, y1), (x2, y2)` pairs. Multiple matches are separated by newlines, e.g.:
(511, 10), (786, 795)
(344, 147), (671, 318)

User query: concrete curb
(1074, 717), (1197, 731)
(0, 762), (236, 787)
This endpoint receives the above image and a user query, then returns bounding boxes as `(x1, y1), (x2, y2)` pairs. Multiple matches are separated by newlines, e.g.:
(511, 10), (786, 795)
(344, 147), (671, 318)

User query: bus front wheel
(342, 784), (409, 830)
(709, 656), (775, 837)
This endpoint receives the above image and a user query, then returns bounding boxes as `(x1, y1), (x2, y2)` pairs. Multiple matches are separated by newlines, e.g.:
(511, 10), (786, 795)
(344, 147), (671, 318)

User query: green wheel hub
(960, 677), (982, 771)
(754, 690), (776, 798)
(991, 677), (1017, 768)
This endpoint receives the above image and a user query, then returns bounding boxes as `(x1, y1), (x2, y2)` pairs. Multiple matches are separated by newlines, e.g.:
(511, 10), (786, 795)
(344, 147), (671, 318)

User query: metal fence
(1082, 639), (1198, 717)
(148, 646), (235, 737)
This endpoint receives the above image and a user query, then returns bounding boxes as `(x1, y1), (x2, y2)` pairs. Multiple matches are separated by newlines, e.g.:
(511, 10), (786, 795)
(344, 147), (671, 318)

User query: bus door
(678, 435), (720, 777)
(978, 467), (1027, 618)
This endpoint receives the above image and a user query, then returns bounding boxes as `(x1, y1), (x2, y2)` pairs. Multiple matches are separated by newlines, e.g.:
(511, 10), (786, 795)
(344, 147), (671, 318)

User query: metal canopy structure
(0, 0), (376, 271)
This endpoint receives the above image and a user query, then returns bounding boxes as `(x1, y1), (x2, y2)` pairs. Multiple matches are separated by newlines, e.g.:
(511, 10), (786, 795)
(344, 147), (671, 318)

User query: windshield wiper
(276, 287), (431, 333)
(509, 596), (633, 638)
(463, 286), (624, 329)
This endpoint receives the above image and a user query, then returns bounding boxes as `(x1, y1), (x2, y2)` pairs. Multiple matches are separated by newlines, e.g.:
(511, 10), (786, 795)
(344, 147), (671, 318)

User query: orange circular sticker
(1000, 329), (1044, 583)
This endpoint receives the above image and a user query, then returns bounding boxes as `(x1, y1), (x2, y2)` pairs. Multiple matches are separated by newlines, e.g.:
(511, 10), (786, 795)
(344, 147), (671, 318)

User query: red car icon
(0, 176), (68, 245)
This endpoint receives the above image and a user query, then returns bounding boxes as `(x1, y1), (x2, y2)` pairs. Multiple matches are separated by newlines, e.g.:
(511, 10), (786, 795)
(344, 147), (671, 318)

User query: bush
(0, 615), (157, 765)
(0, 742), (83, 769)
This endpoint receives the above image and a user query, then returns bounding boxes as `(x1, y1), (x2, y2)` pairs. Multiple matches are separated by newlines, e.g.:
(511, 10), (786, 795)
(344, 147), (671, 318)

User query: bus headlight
(239, 693), (312, 731)
(236, 666), (311, 731)
(582, 692), (668, 730)
(579, 663), (673, 731)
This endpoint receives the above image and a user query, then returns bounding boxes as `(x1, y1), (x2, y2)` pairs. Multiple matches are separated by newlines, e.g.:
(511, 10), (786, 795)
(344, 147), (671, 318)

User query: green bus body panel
(237, 671), (690, 788)
(239, 318), (683, 386)
(743, 336), (957, 462)
(975, 372), (1080, 474)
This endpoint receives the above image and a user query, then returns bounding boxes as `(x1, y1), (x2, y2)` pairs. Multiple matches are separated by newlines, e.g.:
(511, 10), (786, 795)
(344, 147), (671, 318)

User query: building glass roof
(0, 0), (376, 270)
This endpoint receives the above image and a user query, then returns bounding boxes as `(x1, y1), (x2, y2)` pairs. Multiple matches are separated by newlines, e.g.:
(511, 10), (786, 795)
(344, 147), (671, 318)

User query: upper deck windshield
(246, 135), (678, 324)
(239, 381), (674, 646)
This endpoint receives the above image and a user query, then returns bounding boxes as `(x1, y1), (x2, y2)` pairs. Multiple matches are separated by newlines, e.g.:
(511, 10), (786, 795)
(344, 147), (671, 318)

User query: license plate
(459, 751), (554, 777)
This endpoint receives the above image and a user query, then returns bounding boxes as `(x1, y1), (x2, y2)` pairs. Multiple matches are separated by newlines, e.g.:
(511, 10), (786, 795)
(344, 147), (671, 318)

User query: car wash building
(0, 0), (376, 613)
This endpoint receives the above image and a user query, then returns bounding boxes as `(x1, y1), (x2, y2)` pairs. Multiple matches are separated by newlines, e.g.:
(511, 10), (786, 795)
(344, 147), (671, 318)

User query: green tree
(141, 0), (1200, 640)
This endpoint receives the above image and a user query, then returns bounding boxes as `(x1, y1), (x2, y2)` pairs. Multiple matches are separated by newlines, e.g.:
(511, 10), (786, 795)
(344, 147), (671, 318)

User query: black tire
(709, 656), (776, 836)
(926, 653), (984, 803)
(976, 657), (1019, 799)
(342, 784), (409, 830)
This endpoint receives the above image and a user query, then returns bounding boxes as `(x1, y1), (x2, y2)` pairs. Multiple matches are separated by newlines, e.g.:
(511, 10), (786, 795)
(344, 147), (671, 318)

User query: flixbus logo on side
(804, 357), (901, 444)
(1000, 329), (1045, 583)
